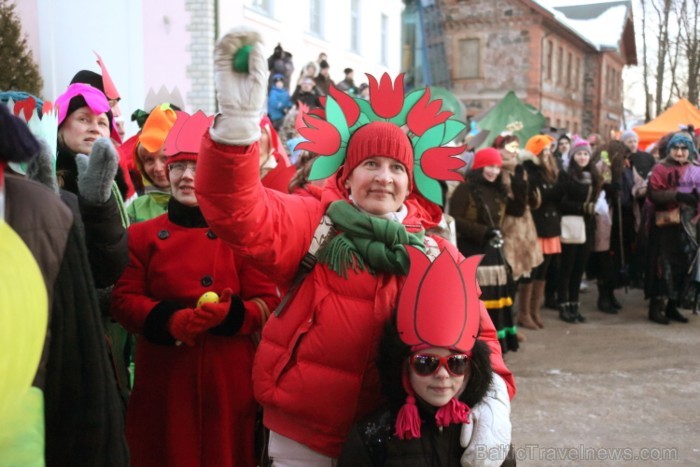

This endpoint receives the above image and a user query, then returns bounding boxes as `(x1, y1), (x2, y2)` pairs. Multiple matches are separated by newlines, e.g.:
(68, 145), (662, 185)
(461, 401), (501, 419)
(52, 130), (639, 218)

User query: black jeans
(559, 243), (592, 303)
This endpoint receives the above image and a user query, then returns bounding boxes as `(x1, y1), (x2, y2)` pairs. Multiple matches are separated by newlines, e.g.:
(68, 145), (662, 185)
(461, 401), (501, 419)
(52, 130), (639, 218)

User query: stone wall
(185, 0), (216, 114)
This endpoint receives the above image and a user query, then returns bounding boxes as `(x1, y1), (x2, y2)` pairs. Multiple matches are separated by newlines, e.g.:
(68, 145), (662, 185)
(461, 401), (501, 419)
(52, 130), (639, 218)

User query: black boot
(572, 301), (587, 322)
(666, 299), (689, 323)
(545, 294), (558, 310)
(559, 302), (577, 323)
(648, 297), (670, 325)
(609, 287), (622, 310)
(596, 283), (617, 314)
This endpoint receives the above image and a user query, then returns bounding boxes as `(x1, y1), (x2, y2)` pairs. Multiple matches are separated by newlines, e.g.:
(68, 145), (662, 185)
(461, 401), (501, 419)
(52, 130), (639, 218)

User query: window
(574, 57), (580, 91)
(566, 51), (572, 89)
(556, 46), (563, 85)
(573, 121), (579, 135)
(545, 40), (553, 81)
(380, 14), (388, 65)
(458, 39), (481, 78)
(351, 0), (360, 53)
(310, 0), (324, 37)
(251, 0), (273, 16)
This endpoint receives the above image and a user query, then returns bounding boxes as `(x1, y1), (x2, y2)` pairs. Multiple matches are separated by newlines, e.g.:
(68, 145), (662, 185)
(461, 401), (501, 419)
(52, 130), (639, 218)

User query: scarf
(317, 200), (426, 277)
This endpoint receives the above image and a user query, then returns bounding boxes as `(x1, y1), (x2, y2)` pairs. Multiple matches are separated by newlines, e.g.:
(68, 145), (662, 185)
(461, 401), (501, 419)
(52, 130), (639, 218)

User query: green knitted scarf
(317, 200), (426, 277)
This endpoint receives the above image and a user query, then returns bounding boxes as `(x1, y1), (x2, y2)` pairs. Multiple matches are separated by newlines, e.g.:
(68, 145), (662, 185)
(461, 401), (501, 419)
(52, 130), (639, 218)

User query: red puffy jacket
(196, 134), (516, 457)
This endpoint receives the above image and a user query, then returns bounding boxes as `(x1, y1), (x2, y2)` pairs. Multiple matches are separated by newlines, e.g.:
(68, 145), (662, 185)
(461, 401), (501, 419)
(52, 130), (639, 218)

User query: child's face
(275, 80), (284, 89)
(409, 347), (468, 408)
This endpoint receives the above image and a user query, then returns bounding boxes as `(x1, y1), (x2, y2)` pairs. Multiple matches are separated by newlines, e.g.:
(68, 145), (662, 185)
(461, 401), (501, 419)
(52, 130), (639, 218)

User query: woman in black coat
(556, 138), (602, 323)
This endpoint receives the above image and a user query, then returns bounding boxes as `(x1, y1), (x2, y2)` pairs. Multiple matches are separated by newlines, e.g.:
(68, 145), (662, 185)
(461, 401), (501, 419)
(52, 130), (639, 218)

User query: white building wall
(218, 0), (404, 86)
(14, 0), (404, 137)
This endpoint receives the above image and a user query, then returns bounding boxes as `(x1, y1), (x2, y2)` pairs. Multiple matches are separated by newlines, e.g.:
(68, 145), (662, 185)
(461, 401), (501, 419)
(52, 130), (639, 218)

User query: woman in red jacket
(111, 110), (279, 467)
(196, 27), (516, 466)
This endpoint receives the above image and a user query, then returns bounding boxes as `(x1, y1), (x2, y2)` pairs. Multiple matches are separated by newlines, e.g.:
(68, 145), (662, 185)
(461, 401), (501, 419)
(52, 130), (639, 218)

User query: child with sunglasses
(338, 248), (514, 467)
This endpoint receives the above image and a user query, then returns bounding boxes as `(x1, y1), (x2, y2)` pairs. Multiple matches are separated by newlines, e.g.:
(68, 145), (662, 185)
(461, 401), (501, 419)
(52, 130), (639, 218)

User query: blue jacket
(267, 87), (292, 121)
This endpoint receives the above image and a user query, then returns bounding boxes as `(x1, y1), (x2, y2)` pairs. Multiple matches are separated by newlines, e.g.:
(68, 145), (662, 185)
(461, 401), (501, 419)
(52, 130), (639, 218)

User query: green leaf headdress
(297, 73), (467, 205)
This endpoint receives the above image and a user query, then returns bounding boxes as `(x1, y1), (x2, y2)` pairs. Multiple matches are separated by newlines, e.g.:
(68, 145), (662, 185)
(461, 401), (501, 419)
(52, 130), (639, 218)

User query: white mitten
(460, 374), (512, 467)
(210, 26), (268, 146)
(76, 138), (118, 204)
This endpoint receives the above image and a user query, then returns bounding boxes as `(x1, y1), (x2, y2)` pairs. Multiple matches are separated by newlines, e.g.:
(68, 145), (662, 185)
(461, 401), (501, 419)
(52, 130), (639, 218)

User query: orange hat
(525, 134), (555, 157)
(139, 104), (177, 153)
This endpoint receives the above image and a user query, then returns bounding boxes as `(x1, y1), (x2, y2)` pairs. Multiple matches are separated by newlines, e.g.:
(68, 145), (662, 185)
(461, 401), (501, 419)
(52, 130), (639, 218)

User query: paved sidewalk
(507, 283), (700, 466)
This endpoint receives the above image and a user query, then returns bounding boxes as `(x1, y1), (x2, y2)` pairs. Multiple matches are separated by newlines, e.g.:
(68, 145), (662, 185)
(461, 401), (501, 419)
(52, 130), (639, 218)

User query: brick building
(404, 0), (637, 138)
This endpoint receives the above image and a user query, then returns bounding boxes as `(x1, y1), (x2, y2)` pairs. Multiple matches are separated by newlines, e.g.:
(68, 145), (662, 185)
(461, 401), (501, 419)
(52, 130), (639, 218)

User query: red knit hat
(339, 121), (414, 189)
(471, 147), (502, 170)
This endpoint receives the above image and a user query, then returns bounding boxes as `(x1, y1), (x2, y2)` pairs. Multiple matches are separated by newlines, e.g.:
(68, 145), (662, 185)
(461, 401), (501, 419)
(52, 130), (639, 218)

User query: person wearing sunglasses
(339, 248), (513, 466)
(646, 131), (700, 324)
(111, 110), (279, 467)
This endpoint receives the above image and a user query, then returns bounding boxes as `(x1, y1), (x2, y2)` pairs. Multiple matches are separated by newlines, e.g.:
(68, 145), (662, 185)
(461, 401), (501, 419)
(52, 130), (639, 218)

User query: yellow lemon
(197, 291), (219, 308)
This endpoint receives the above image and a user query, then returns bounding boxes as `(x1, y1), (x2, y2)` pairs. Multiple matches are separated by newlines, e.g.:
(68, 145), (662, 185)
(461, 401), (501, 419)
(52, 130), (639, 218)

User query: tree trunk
(641, 0), (653, 122)
(652, 0), (673, 117)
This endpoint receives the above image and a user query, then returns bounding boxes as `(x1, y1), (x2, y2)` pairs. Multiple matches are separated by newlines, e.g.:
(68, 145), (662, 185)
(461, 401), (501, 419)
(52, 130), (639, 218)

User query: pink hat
(570, 136), (592, 155)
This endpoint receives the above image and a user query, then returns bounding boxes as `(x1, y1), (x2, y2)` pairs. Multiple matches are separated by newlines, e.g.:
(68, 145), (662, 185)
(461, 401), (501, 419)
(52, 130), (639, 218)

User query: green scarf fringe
(317, 200), (426, 278)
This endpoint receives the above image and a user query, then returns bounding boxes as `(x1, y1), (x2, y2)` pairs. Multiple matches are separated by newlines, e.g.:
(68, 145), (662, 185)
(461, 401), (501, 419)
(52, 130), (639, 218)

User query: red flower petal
(421, 145), (466, 181)
(163, 110), (214, 156)
(297, 115), (341, 155)
(407, 89), (452, 136)
(367, 73), (404, 119)
(329, 83), (360, 126)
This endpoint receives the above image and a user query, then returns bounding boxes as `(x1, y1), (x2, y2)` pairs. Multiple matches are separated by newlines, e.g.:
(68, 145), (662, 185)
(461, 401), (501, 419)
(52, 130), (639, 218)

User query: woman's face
(59, 107), (110, 154)
(168, 160), (198, 206)
(623, 135), (639, 154)
(503, 140), (520, 156)
(669, 142), (691, 164)
(344, 156), (410, 215)
(558, 139), (571, 155)
(409, 347), (468, 408)
(573, 149), (591, 168)
(482, 165), (501, 182)
(137, 145), (170, 189)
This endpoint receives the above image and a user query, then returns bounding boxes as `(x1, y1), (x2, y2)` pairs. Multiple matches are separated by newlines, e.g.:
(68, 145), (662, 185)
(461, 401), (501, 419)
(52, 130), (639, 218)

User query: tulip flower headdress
(394, 247), (482, 439)
(0, 93), (58, 175)
(297, 73), (467, 205)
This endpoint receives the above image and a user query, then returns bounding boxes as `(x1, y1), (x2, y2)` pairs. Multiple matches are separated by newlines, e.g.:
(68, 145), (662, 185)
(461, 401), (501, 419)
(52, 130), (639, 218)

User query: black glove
(675, 191), (697, 206)
(484, 227), (501, 240)
(484, 228), (504, 247)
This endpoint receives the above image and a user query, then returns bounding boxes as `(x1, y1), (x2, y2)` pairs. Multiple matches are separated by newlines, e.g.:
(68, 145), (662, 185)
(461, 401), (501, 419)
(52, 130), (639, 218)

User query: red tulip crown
(396, 247), (482, 354)
(296, 73), (467, 205)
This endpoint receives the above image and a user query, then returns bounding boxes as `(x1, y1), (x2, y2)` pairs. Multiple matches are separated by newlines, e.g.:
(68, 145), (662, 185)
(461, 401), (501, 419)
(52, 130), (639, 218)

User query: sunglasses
(409, 353), (470, 377)
(670, 145), (689, 151)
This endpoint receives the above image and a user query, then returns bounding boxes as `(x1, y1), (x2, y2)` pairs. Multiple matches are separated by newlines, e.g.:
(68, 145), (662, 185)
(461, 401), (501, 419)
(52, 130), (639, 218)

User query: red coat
(111, 205), (279, 467)
(196, 134), (516, 458)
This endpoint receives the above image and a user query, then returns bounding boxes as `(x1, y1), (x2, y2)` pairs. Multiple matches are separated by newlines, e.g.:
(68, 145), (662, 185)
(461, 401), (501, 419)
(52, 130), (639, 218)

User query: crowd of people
(1, 24), (699, 467)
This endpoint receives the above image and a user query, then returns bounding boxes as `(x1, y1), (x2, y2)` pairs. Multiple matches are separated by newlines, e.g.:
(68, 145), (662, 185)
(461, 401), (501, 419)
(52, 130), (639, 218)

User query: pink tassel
(435, 397), (470, 428)
(394, 395), (422, 440)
